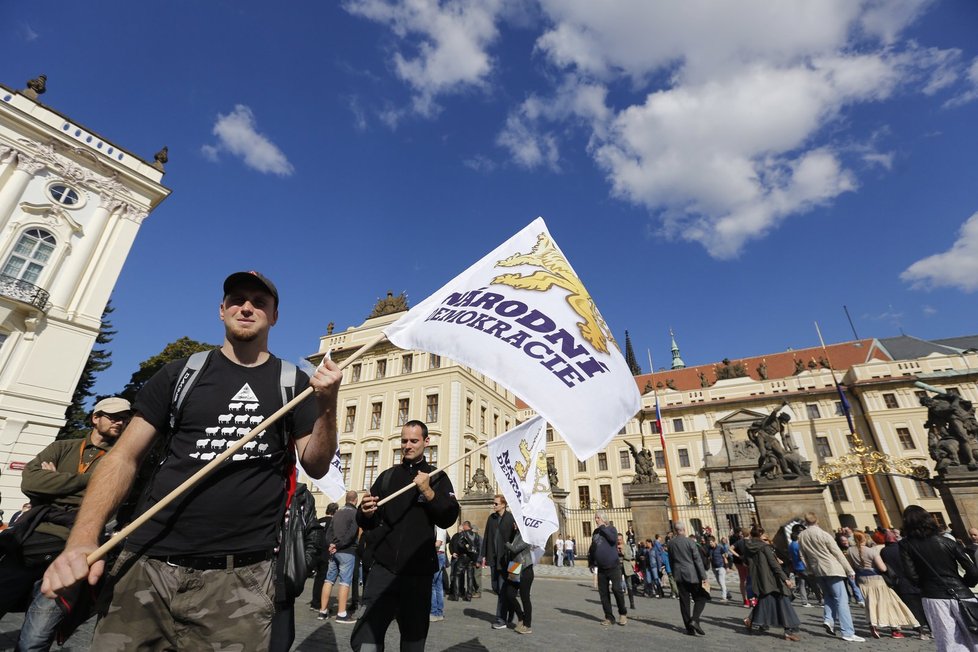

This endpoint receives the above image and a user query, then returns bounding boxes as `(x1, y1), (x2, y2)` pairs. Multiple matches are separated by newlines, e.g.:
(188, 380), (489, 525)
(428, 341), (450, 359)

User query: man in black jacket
(482, 494), (516, 630)
(449, 521), (479, 601)
(590, 511), (627, 626)
(351, 421), (459, 652)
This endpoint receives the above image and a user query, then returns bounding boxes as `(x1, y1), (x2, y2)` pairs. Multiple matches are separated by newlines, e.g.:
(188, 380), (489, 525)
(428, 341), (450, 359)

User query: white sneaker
(841, 634), (866, 642)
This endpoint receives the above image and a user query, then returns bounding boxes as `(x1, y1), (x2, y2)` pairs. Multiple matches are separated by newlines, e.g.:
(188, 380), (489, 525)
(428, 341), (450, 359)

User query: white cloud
(347, 95), (368, 131)
(21, 23), (38, 42)
(944, 57), (978, 108)
(202, 105), (294, 176)
(902, 211), (978, 292)
(349, 0), (971, 257)
(462, 154), (496, 173)
(344, 0), (504, 116)
(922, 305), (937, 316)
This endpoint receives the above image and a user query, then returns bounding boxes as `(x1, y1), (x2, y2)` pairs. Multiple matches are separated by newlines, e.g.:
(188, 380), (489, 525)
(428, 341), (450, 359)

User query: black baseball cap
(223, 271), (279, 307)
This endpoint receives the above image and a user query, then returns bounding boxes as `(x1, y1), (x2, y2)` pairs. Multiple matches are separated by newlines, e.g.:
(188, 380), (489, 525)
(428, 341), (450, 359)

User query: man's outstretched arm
(296, 358), (342, 478)
(41, 416), (158, 598)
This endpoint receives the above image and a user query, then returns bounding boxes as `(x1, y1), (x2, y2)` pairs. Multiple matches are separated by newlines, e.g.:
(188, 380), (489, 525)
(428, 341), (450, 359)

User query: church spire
(624, 330), (642, 376)
(670, 328), (686, 370)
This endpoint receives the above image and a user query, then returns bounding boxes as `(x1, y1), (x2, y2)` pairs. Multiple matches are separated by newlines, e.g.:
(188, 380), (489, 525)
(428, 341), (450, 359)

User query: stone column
(748, 476), (830, 551)
(48, 194), (121, 310)
(932, 468), (978, 538)
(625, 482), (673, 541)
(0, 153), (45, 234)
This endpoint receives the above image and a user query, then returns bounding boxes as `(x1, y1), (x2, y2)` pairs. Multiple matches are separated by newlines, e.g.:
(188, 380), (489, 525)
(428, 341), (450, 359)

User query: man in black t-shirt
(42, 271), (343, 651)
(351, 420), (459, 651)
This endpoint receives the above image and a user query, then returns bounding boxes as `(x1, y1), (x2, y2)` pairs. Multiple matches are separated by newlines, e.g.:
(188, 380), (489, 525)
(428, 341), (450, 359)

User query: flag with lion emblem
(487, 416), (558, 549)
(385, 217), (641, 460)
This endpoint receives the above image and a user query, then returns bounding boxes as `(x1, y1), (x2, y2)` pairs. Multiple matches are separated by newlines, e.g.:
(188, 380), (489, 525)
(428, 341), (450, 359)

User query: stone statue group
(920, 382), (978, 472)
(747, 402), (807, 481)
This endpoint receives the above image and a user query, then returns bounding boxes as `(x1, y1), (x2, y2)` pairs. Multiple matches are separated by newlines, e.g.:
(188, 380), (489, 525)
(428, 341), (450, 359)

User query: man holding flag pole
(41, 271), (344, 651)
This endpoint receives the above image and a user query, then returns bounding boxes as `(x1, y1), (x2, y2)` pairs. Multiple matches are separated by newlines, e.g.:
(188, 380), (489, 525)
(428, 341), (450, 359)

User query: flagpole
(375, 438), (495, 507)
(648, 349), (679, 527)
(814, 322), (891, 529)
(86, 331), (389, 566)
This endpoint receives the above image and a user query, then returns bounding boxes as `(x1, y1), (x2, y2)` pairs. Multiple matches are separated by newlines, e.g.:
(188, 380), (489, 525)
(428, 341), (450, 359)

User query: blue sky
(3, 1), (978, 400)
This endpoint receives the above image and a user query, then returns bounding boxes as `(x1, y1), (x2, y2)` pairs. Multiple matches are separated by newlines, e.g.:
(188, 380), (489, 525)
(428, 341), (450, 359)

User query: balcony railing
(0, 274), (50, 312)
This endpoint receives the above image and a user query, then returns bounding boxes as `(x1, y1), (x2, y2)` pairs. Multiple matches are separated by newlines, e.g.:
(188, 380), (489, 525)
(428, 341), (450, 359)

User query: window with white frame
(2, 229), (55, 284)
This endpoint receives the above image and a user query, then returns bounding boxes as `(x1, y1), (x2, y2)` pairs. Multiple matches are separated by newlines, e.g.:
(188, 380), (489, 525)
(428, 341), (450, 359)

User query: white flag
(385, 217), (641, 460)
(487, 416), (559, 549)
(297, 448), (346, 501)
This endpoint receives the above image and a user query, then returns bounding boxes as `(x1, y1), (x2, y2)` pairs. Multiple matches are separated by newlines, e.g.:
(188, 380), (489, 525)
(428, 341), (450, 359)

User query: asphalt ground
(1, 567), (935, 651)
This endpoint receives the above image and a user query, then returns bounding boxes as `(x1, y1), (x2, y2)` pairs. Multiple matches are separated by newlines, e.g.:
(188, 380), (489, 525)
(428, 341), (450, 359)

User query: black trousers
(677, 580), (708, 629)
(597, 566), (627, 620)
(451, 561), (475, 598)
(350, 564), (431, 652)
(310, 556), (329, 609)
(0, 556), (45, 617)
(503, 565), (534, 627)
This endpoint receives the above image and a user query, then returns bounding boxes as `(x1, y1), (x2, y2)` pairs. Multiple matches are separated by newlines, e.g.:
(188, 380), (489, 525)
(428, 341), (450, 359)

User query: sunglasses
(98, 413), (130, 422)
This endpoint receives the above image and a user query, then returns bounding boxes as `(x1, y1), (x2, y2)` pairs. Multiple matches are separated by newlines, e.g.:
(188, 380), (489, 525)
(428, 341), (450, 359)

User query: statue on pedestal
(547, 458), (560, 490)
(466, 467), (492, 495)
(921, 386), (978, 471)
(748, 402), (808, 480)
(626, 441), (659, 484)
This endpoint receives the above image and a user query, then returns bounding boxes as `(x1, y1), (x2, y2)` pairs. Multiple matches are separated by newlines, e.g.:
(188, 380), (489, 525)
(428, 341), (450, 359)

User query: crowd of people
(1, 271), (978, 651)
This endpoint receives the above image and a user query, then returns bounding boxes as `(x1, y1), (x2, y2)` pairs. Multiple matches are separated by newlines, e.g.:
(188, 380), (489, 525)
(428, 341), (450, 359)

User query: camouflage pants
(92, 550), (275, 651)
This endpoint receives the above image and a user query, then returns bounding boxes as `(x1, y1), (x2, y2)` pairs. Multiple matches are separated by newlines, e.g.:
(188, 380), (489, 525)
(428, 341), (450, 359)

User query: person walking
(319, 491), (360, 623)
(554, 533), (564, 567)
(743, 527), (802, 641)
(708, 536), (729, 602)
(504, 527), (535, 634)
(618, 534), (637, 610)
(430, 525), (448, 622)
(879, 529), (930, 639)
(590, 510), (628, 626)
(899, 505), (978, 652)
(730, 528), (754, 607)
(797, 512), (864, 642)
(669, 523), (710, 636)
(788, 525), (814, 607)
(847, 530), (919, 639)
(483, 494), (516, 630)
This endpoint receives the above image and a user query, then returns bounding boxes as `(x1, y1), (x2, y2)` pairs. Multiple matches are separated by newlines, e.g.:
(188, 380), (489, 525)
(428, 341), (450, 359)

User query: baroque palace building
(0, 78), (169, 514)
(302, 294), (519, 508)
(529, 334), (978, 542)
(305, 292), (977, 542)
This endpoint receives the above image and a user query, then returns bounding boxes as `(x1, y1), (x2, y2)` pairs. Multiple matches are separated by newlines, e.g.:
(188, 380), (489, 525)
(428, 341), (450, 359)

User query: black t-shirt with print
(126, 351), (317, 556)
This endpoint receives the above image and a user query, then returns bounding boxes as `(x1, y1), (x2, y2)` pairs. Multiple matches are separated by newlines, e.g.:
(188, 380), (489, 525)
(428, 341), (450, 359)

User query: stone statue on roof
(368, 291), (409, 319)
(466, 467), (492, 495)
(152, 146), (168, 172)
(24, 74), (47, 100)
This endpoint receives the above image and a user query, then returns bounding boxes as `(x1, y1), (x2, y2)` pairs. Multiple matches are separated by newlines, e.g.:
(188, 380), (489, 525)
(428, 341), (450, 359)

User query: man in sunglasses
(0, 396), (131, 646)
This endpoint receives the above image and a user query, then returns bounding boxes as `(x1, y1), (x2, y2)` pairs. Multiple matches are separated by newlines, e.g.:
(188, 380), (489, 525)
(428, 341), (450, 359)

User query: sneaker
(515, 624), (532, 634)
(784, 632), (801, 642)
(491, 621), (508, 630)
(617, 615), (628, 626)
(600, 618), (613, 627)
(429, 615), (444, 622)
(841, 634), (866, 642)
(890, 631), (905, 639)
(472, 592), (481, 598)
(317, 611), (329, 621)
(823, 622), (835, 636)
(335, 614), (357, 624)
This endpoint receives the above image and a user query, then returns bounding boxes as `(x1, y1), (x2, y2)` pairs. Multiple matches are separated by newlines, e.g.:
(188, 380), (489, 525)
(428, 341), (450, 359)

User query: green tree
(119, 336), (216, 403)
(57, 302), (115, 440)
(623, 330), (642, 376)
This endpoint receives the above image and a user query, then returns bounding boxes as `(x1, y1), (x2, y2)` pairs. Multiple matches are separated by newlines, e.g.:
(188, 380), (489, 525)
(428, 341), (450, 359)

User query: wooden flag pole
(375, 438), (493, 507)
(86, 331), (389, 566)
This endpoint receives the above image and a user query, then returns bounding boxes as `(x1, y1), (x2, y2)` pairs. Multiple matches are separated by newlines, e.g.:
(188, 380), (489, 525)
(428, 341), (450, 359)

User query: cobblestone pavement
(1, 569), (935, 651)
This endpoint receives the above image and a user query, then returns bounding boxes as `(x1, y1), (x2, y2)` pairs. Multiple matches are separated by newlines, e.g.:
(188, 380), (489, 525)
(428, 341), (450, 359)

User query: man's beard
(226, 323), (260, 343)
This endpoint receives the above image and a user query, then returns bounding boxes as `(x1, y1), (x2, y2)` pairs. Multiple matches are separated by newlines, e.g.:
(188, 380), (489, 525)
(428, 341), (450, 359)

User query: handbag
(507, 560), (522, 582)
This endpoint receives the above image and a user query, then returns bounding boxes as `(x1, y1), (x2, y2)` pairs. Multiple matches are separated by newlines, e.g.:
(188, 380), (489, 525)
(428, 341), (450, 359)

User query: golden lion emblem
(514, 439), (551, 495)
(492, 232), (616, 354)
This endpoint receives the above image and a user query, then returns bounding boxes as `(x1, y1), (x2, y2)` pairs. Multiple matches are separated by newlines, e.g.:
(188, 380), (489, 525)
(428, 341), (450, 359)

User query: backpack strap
(279, 360), (297, 447)
(170, 350), (214, 432)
